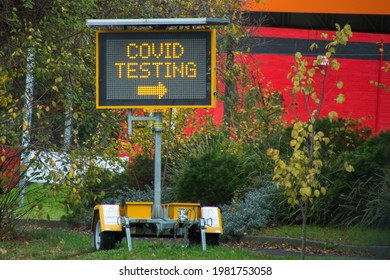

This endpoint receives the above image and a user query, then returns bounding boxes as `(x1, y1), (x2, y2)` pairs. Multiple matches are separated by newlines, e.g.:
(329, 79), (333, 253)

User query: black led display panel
(96, 29), (216, 109)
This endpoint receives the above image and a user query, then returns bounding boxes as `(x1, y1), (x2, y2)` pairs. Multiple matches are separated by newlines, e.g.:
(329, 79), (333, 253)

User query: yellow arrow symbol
(137, 82), (167, 99)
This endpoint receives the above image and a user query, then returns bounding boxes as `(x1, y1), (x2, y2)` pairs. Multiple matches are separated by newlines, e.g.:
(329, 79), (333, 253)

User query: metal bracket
(128, 110), (158, 136)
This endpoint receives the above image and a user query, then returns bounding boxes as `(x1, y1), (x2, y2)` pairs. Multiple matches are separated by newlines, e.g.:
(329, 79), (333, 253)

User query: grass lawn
(22, 183), (67, 220)
(257, 225), (390, 247)
(2, 226), (387, 260)
(0, 228), (288, 260)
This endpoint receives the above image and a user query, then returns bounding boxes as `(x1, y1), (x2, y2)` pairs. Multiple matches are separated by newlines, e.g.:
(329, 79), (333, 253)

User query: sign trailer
(87, 18), (229, 251)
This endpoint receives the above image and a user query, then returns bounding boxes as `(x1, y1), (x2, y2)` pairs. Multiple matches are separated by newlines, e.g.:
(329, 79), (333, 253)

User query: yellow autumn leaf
(323, 137), (330, 145)
(328, 111), (338, 121)
(22, 120), (28, 131)
(290, 139), (297, 147)
(335, 94), (345, 104)
(344, 162), (355, 173)
(299, 187), (312, 197)
(266, 148), (274, 156)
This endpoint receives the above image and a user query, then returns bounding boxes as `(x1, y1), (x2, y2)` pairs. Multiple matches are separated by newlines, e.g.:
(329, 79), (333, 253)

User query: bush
(220, 183), (277, 241)
(278, 130), (390, 229)
(0, 152), (39, 238)
(313, 117), (370, 159)
(61, 168), (133, 226)
(170, 149), (243, 206)
(103, 184), (174, 204)
(340, 130), (390, 183)
(127, 154), (154, 190)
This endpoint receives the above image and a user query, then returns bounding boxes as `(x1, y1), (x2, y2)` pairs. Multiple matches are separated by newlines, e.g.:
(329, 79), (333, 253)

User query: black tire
(188, 228), (220, 246)
(206, 233), (220, 246)
(93, 216), (116, 250)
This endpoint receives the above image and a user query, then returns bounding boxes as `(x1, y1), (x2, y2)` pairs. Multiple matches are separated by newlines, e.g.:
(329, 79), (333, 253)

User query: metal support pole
(199, 218), (207, 251)
(152, 112), (163, 218)
(127, 110), (163, 218)
(127, 110), (133, 136)
(122, 217), (132, 251)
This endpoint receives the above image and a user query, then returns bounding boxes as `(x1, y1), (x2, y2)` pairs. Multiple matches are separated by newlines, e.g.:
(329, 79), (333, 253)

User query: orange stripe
(242, 0), (390, 15)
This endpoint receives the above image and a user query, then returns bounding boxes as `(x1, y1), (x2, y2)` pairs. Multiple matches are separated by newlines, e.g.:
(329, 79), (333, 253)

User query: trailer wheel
(206, 233), (220, 246)
(93, 216), (116, 250)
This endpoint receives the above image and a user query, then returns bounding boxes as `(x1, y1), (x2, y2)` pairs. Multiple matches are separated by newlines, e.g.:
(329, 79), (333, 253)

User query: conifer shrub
(220, 183), (277, 241)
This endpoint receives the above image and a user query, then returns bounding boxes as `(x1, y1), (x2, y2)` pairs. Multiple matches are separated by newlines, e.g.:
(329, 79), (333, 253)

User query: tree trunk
(223, 28), (235, 129)
(300, 200), (308, 260)
(19, 47), (35, 206)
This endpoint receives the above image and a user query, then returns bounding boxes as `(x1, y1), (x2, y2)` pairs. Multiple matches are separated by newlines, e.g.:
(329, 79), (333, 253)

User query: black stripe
(241, 37), (390, 60)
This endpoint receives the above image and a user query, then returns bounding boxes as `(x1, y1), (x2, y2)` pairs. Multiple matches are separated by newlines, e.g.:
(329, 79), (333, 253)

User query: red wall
(212, 27), (390, 133)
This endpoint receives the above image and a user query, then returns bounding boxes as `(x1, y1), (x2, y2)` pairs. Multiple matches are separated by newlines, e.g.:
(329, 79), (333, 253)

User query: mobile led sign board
(96, 29), (216, 109)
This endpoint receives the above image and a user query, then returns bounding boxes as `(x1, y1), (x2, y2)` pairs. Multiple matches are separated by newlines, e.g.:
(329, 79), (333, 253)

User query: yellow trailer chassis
(92, 202), (223, 251)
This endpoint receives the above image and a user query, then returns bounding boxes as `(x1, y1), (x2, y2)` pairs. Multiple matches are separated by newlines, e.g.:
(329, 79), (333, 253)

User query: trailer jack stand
(199, 218), (207, 251)
(122, 217), (132, 251)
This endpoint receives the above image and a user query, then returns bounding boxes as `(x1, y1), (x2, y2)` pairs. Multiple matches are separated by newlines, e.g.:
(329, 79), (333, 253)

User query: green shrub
(220, 183), (277, 241)
(293, 130), (390, 229)
(313, 117), (370, 159)
(103, 184), (174, 204)
(127, 154), (154, 190)
(341, 130), (390, 183)
(61, 168), (132, 226)
(61, 153), (156, 225)
(170, 149), (243, 206)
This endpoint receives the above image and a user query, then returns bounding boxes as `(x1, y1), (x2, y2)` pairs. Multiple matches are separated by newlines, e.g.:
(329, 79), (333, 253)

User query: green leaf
(336, 81), (344, 89)
(309, 42), (318, 52)
(331, 59), (340, 71)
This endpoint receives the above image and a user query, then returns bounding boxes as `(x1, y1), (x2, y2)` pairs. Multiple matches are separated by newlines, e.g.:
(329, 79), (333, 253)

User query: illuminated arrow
(137, 82), (168, 99)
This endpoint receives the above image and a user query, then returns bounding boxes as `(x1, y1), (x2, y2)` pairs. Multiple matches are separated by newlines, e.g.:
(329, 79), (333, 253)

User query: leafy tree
(267, 24), (354, 259)
(0, 0), (125, 233)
